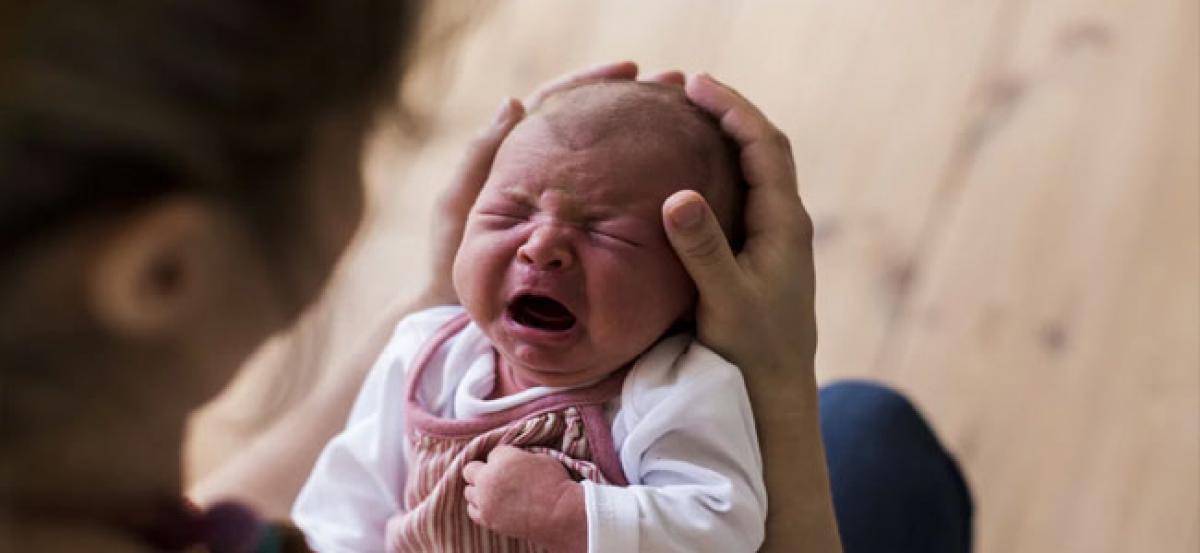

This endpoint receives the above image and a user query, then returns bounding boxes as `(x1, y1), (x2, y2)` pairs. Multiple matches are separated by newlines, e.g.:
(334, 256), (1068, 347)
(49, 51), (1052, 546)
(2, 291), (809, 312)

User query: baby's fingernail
(669, 200), (704, 230)
(492, 98), (516, 125)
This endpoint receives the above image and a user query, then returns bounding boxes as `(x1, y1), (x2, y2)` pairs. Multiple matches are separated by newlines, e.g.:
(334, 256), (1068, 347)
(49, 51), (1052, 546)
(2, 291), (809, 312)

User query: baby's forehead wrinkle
(539, 185), (616, 222)
(493, 179), (625, 224)
(537, 87), (722, 187)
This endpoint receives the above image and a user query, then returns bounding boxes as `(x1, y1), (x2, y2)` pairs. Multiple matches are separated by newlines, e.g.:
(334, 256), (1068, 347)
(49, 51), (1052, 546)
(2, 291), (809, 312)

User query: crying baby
(294, 80), (766, 553)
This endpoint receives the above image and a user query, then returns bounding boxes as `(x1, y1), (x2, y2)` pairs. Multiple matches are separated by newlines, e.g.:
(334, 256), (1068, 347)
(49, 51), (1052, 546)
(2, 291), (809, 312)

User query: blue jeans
(821, 381), (974, 553)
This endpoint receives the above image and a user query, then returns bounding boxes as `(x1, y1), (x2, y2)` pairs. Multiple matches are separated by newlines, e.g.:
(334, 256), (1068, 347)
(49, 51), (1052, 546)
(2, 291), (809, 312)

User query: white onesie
(293, 306), (766, 552)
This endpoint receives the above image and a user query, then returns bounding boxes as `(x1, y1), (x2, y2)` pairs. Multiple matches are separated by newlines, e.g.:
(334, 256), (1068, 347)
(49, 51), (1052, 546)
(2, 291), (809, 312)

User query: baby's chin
(494, 343), (622, 389)
(479, 315), (634, 388)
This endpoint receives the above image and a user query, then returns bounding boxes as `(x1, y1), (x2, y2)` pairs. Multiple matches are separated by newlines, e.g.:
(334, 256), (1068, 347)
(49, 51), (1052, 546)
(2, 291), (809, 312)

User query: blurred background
(187, 2), (1199, 552)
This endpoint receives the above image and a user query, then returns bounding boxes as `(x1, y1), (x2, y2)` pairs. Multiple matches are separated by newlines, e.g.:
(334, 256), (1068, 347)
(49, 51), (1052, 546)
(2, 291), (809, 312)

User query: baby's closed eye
(478, 210), (527, 221)
(475, 202), (532, 227)
(587, 221), (646, 248)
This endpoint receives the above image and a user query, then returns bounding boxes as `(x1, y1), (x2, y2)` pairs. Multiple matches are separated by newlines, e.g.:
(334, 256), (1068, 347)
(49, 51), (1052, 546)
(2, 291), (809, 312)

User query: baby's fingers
(466, 502), (485, 526)
(462, 460), (485, 485)
(465, 483), (496, 529)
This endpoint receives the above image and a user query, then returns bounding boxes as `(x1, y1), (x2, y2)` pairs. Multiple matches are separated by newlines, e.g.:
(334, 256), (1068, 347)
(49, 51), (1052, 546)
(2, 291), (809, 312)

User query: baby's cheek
(455, 233), (510, 317)
(645, 251), (697, 312)
(619, 268), (692, 329)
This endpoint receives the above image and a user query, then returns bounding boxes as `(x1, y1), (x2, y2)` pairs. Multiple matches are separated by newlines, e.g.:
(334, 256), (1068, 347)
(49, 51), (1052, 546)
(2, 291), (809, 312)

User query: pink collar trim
(404, 313), (627, 439)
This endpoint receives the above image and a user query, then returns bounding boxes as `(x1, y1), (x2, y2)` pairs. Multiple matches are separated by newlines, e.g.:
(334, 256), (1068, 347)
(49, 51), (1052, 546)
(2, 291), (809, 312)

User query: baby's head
(453, 81), (741, 388)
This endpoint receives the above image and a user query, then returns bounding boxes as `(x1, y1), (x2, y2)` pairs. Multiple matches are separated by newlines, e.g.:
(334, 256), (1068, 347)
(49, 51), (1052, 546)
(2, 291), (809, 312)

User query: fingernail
(669, 200), (704, 230)
(492, 98), (515, 125)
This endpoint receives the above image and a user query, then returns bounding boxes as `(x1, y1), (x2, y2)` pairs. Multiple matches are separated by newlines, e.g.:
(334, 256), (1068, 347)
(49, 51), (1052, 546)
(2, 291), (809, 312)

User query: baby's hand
(462, 445), (587, 553)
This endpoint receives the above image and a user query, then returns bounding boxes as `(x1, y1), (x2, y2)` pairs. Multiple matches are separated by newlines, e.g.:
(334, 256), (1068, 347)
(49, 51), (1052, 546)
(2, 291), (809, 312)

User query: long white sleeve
(583, 336), (767, 553)
(291, 306), (462, 553)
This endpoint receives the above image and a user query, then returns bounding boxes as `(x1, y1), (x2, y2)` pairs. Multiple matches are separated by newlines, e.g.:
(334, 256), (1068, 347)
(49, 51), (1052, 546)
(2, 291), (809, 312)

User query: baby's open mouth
(508, 294), (576, 332)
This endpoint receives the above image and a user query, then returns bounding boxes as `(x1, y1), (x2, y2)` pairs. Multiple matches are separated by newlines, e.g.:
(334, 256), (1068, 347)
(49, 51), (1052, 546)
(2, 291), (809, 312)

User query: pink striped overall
(386, 314), (629, 552)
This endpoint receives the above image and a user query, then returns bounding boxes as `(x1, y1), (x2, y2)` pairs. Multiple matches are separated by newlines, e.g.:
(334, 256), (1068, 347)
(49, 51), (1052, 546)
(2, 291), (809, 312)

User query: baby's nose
(517, 226), (574, 271)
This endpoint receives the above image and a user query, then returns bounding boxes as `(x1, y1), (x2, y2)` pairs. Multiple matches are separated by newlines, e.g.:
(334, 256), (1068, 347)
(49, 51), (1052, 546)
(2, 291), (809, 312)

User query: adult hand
(666, 73), (841, 553)
(417, 61), (686, 308)
(663, 73), (817, 385)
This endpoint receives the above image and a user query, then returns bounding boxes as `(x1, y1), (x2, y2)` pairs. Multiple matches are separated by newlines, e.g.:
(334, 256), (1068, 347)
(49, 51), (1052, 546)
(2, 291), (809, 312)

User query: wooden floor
(188, 2), (1199, 552)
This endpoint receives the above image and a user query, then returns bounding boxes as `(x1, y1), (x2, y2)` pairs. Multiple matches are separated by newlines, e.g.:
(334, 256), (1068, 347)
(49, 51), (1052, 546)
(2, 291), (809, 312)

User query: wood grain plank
(877, 0), (1200, 551)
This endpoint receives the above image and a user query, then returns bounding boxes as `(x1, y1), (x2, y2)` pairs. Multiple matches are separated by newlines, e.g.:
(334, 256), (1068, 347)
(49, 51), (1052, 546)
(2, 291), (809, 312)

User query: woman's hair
(0, 0), (424, 256)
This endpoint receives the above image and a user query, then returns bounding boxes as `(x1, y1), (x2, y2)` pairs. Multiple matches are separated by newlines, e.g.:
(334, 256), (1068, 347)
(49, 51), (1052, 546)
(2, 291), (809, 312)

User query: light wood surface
(187, 2), (1199, 552)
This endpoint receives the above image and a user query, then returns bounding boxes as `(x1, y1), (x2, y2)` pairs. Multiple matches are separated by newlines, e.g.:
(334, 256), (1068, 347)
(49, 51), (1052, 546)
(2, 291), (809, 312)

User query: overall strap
(403, 312), (472, 405)
(577, 402), (629, 486)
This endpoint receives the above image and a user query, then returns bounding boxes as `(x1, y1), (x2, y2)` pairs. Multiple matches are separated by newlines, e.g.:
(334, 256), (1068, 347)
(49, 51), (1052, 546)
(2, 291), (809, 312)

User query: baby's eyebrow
(577, 205), (620, 222)
(497, 189), (536, 206)
(496, 187), (624, 222)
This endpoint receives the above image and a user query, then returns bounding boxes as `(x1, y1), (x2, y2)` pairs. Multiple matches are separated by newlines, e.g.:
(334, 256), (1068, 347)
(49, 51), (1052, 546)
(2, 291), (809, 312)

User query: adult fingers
(524, 61), (639, 110)
(463, 484), (478, 506)
(684, 73), (787, 171)
(439, 98), (524, 218)
(684, 73), (805, 233)
(646, 70), (686, 87)
(662, 191), (744, 305)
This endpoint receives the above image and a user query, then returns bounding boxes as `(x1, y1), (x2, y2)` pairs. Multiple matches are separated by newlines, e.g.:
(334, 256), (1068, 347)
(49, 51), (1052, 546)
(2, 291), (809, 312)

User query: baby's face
(452, 116), (701, 388)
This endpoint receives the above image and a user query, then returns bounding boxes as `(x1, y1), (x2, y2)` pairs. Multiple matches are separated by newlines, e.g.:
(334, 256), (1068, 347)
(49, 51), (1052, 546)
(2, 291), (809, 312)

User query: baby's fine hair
(531, 81), (745, 248)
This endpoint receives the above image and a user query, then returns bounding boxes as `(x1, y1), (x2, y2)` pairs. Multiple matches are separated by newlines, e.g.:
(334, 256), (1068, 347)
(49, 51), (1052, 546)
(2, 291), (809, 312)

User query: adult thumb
(662, 191), (743, 300)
